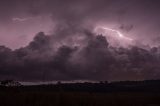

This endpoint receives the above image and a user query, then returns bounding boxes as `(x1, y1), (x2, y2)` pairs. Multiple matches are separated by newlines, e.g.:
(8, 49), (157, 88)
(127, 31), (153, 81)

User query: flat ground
(0, 88), (160, 106)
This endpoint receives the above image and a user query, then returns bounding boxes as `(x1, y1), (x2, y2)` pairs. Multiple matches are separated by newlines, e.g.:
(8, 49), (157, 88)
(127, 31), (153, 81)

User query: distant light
(12, 17), (30, 22)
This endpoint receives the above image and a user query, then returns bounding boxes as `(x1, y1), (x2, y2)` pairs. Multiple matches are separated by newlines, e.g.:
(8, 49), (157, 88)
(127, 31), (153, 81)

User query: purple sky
(0, 0), (160, 49)
(1, 0), (160, 81)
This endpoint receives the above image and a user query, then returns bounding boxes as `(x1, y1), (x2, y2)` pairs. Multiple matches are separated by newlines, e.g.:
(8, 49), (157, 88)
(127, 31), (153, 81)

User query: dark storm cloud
(0, 32), (160, 81)
(1, 0), (160, 81)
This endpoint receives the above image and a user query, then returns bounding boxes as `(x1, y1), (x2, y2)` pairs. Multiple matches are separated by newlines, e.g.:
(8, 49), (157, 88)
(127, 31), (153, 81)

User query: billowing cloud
(0, 0), (160, 81)
(0, 31), (159, 81)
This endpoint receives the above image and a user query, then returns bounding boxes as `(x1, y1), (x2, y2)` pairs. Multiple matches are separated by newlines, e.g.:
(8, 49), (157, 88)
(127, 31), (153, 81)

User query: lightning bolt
(96, 26), (133, 41)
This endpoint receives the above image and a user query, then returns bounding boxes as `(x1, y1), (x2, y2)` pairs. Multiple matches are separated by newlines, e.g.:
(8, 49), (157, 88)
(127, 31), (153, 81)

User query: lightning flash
(95, 26), (133, 41)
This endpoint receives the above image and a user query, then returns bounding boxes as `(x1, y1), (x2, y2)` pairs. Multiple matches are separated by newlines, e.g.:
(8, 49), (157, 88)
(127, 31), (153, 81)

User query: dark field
(1, 91), (160, 106)
(1, 80), (160, 106)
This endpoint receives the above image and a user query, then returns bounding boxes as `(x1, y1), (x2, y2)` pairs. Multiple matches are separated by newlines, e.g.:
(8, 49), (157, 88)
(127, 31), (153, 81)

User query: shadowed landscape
(1, 80), (160, 106)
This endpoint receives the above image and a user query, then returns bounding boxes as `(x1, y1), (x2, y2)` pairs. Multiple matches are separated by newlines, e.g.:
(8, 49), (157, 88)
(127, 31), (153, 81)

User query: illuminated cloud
(95, 26), (133, 41)
(0, 0), (160, 81)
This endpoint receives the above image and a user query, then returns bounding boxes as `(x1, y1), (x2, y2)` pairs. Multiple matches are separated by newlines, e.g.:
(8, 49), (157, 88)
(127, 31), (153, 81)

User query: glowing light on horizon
(95, 26), (133, 41)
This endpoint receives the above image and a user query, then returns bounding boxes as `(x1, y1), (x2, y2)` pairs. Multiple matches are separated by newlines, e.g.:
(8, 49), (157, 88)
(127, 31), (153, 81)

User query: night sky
(0, 0), (160, 81)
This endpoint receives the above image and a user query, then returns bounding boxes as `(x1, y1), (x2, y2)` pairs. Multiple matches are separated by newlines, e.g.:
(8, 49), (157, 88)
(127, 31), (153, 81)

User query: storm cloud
(0, 0), (160, 81)
(0, 31), (160, 81)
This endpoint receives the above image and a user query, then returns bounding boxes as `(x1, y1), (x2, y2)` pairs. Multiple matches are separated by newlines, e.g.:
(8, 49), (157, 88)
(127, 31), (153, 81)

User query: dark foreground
(1, 80), (160, 106)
